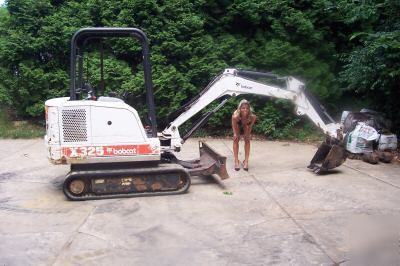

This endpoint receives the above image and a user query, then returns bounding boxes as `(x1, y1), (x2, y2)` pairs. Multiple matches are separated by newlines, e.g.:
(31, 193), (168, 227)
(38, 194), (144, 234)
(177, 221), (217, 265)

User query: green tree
(339, 0), (400, 133)
(0, 0), (398, 137)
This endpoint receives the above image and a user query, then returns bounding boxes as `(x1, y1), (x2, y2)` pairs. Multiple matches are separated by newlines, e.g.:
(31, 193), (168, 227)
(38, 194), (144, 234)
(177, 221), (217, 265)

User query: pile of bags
(341, 109), (398, 164)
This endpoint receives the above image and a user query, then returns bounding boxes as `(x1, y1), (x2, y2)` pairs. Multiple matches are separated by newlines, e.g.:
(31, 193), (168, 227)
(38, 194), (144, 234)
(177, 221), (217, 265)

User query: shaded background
(0, 0), (399, 138)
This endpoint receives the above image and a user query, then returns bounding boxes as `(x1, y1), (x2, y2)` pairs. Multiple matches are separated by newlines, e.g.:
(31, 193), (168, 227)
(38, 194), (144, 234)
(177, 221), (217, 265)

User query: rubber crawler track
(63, 164), (191, 201)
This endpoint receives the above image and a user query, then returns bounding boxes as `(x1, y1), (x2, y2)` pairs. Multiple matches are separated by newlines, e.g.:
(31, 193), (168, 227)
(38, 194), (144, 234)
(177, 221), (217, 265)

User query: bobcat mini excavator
(45, 28), (346, 201)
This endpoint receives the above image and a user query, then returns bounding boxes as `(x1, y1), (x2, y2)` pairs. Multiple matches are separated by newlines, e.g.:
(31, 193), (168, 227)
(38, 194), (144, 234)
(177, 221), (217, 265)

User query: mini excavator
(45, 28), (346, 200)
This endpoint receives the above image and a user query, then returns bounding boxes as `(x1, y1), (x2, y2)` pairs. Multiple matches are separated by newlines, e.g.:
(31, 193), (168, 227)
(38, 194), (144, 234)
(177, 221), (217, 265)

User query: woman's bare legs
(233, 136), (240, 170)
(243, 135), (250, 170)
(232, 112), (241, 170)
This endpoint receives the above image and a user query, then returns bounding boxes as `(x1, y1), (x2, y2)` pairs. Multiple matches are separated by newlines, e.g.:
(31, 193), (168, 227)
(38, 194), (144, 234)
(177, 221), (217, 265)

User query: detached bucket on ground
(308, 142), (347, 174)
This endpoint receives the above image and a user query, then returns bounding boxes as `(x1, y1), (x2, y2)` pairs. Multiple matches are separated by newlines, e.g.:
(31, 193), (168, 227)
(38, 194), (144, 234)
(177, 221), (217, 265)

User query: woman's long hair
(236, 99), (253, 118)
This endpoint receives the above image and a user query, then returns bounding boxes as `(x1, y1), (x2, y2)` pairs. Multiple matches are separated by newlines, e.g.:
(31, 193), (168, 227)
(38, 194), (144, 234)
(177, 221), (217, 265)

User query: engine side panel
(90, 106), (147, 144)
(45, 98), (160, 164)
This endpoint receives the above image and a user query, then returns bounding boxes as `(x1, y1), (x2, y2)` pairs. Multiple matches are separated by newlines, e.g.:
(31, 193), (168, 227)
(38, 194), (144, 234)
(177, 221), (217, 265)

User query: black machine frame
(68, 27), (157, 137)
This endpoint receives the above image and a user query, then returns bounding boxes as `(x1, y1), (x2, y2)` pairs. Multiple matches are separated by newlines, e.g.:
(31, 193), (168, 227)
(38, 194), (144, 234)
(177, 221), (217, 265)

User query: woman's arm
(250, 114), (257, 128)
(244, 114), (257, 137)
(232, 112), (240, 141)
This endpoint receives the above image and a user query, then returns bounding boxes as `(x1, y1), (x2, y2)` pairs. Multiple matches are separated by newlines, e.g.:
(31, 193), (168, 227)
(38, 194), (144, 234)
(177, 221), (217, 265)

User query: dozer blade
(308, 142), (347, 174)
(170, 141), (230, 180)
(197, 141), (230, 180)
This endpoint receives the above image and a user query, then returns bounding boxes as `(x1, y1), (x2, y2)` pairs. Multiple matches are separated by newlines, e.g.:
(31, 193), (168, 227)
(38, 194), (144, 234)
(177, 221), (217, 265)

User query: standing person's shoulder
(232, 110), (240, 119)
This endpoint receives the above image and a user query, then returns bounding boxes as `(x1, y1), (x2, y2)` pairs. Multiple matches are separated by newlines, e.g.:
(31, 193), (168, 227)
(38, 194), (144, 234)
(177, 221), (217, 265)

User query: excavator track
(63, 163), (190, 201)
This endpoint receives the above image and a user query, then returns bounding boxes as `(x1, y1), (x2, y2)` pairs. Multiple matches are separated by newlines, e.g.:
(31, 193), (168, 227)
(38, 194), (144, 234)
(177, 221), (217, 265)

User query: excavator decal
(62, 144), (157, 158)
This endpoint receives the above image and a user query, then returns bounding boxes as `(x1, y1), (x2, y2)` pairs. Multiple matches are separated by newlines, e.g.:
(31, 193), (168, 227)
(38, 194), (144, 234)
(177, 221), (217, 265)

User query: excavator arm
(162, 68), (346, 174)
(162, 68), (341, 149)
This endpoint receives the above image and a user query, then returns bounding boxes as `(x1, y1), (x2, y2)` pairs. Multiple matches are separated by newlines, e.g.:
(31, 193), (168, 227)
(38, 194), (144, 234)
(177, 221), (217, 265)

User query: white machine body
(45, 97), (160, 164)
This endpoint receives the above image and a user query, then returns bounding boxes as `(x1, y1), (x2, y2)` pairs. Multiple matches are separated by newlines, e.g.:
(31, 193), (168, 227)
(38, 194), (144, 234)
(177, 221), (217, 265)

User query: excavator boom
(162, 68), (346, 173)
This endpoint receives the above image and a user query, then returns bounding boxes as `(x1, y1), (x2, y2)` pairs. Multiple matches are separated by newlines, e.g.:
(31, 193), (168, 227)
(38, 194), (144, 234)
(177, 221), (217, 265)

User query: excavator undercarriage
(63, 142), (227, 200)
(64, 164), (190, 200)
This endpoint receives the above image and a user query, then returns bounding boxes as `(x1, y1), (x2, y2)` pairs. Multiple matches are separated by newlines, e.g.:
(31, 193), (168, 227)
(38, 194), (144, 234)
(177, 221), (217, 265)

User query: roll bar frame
(68, 27), (157, 137)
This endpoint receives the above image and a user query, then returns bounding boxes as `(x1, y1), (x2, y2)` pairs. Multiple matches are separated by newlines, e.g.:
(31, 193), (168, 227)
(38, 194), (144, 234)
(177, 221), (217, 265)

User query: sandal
(242, 161), (249, 171)
(234, 161), (240, 171)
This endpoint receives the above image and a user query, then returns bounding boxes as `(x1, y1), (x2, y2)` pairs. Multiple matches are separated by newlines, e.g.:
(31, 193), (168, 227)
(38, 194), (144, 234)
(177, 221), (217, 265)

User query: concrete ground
(1, 138), (400, 266)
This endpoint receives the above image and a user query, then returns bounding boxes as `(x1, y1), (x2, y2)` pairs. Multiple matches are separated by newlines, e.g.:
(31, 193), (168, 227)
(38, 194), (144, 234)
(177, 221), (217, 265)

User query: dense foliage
(0, 0), (399, 137)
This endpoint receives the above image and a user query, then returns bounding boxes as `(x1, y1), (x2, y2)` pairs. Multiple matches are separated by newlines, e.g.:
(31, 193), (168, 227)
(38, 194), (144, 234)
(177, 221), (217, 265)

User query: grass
(0, 109), (45, 139)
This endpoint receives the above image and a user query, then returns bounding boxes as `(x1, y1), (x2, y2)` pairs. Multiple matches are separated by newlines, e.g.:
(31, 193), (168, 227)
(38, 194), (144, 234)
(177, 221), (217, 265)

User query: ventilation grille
(62, 109), (87, 142)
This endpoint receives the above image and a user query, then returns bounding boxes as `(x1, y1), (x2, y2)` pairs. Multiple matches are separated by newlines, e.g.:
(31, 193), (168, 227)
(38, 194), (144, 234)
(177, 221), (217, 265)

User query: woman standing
(231, 99), (257, 171)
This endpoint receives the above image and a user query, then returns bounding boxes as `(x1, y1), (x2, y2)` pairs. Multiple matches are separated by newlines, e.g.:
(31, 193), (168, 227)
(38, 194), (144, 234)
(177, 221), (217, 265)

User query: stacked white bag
(341, 110), (398, 154)
(346, 122), (380, 154)
(378, 134), (397, 151)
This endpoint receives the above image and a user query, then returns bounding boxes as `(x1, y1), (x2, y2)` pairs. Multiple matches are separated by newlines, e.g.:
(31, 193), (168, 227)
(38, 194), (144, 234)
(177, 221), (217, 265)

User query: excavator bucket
(308, 142), (347, 174)
(173, 141), (230, 180)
